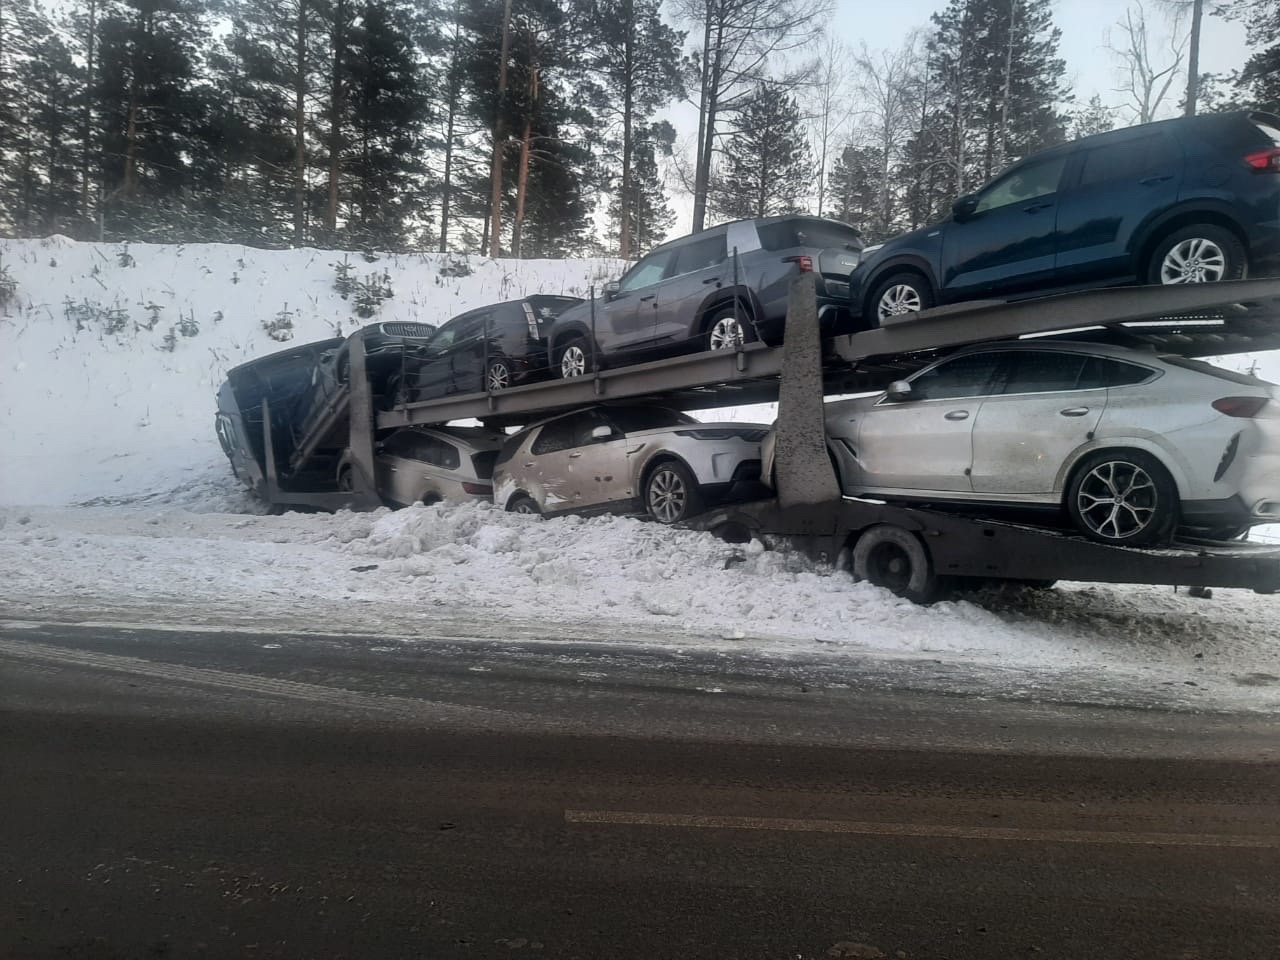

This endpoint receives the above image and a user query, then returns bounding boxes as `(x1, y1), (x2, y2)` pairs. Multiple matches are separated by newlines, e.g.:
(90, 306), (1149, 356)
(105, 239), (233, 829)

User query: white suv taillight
(1213, 396), (1269, 418)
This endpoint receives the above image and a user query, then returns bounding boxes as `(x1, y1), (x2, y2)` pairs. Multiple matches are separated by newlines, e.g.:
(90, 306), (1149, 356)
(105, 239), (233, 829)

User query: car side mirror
(602, 280), (621, 301)
(886, 380), (913, 401)
(951, 194), (978, 222)
(589, 424), (614, 441)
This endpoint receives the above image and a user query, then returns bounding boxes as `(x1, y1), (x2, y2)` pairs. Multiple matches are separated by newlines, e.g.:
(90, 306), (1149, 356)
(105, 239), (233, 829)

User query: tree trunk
(80, 0), (97, 221)
(512, 116), (532, 258)
(691, 9), (716, 232)
(487, 0), (513, 257)
(512, 37), (538, 260)
(1184, 0), (1202, 116)
(439, 1), (462, 253)
(324, 0), (347, 235)
(293, 0), (307, 244)
(439, 79), (457, 252)
(996, 0), (1016, 174)
(619, 0), (634, 259)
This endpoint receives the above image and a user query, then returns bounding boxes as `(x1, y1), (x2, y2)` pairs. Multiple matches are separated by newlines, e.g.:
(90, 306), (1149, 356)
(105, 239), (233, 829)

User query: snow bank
(0, 236), (622, 506)
(3, 500), (1279, 713)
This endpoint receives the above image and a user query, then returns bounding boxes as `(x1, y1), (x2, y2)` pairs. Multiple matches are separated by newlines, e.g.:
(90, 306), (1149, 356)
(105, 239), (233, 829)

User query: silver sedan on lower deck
(493, 405), (768, 523)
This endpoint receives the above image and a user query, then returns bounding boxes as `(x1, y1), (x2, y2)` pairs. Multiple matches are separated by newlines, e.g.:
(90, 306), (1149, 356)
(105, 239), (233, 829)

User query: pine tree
(1071, 93), (1116, 138)
(460, 0), (602, 257)
(827, 142), (882, 238)
(91, 0), (218, 240)
(19, 35), (86, 235)
(0, 0), (48, 235)
(711, 84), (812, 221)
(591, 0), (683, 258)
(217, 0), (325, 245)
(608, 119), (675, 254)
(1235, 1), (1280, 112)
(922, 0), (1068, 200)
(342, 0), (432, 249)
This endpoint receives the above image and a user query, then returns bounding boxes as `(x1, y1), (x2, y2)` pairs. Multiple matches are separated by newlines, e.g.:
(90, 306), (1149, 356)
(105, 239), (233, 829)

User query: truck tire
(852, 524), (940, 604)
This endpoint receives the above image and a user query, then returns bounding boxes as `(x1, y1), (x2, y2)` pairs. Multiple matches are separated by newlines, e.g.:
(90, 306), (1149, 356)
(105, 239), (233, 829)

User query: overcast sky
(660, 0), (1250, 235)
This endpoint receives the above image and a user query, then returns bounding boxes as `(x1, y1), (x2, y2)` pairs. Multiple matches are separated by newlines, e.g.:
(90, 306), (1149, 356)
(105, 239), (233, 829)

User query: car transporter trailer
(230, 276), (1280, 603)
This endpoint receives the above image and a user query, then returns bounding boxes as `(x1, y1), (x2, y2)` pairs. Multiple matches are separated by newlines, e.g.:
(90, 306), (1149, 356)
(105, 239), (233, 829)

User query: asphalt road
(2, 620), (1279, 960)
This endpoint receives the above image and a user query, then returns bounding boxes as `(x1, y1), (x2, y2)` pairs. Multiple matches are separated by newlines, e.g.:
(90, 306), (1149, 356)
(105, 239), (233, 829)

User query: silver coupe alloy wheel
(560, 344), (587, 378)
(487, 361), (511, 391)
(878, 284), (923, 320)
(1159, 237), (1227, 284)
(511, 498), (539, 515)
(709, 316), (745, 350)
(1075, 460), (1158, 540)
(648, 467), (687, 523)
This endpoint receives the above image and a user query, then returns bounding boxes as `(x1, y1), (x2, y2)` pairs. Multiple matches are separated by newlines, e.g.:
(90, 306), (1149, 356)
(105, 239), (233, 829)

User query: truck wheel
(1147, 225), (1246, 285)
(337, 466), (354, 492)
(705, 306), (757, 351)
(1066, 450), (1178, 546)
(556, 337), (593, 379)
(869, 271), (935, 326)
(852, 525), (940, 604)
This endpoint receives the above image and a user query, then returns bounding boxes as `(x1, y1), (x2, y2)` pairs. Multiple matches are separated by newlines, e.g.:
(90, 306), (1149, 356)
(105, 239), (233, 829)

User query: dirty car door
(569, 408), (632, 509)
(525, 414), (588, 513)
(855, 352), (1003, 493)
(969, 350), (1107, 495)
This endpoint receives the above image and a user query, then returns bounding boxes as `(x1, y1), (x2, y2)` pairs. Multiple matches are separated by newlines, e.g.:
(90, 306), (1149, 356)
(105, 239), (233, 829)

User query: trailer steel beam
(835, 277), (1280, 363)
(367, 279), (1280, 433)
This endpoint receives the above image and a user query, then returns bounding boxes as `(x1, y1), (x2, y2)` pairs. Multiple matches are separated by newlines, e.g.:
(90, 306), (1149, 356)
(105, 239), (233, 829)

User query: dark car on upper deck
(849, 111), (1280, 326)
(542, 215), (863, 379)
(399, 295), (583, 403)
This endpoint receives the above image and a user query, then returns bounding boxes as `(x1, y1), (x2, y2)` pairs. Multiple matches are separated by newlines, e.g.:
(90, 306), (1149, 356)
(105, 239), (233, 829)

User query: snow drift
(0, 236), (622, 506)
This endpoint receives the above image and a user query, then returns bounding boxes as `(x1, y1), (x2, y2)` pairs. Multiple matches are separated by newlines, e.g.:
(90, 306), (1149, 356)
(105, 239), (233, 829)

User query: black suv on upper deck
(400, 295), (583, 403)
(849, 111), (1280, 326)
(543, 215), (863, 378)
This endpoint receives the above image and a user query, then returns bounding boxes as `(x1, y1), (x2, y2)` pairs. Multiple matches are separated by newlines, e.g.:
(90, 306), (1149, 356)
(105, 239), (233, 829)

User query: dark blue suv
(848, 111), (1280, 326)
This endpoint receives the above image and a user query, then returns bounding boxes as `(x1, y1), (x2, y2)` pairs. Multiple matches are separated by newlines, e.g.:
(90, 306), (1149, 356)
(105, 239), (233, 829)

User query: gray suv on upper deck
(543, 216), (863, 378)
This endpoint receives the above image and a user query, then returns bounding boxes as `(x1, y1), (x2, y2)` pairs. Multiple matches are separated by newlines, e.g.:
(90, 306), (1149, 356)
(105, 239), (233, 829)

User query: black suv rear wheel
(1146, 225), (1246, 285)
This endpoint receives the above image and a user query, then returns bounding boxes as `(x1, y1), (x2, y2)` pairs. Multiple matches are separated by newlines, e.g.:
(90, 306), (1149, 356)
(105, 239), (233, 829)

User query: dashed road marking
(564, 809), (1280, 849)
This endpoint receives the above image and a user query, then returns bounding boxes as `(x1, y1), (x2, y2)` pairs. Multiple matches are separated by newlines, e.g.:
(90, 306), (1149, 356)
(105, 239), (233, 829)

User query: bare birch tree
(808, 30), (850, 218)
(853, 33), (922, 237)
(1109, 0), (1189, 124)
(677, 0), (829, 233)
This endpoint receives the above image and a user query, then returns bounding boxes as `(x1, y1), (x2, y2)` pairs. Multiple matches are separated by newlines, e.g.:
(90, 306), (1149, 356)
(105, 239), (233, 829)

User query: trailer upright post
(345, 334), (380, 509)
(774, 272), (841, 508)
